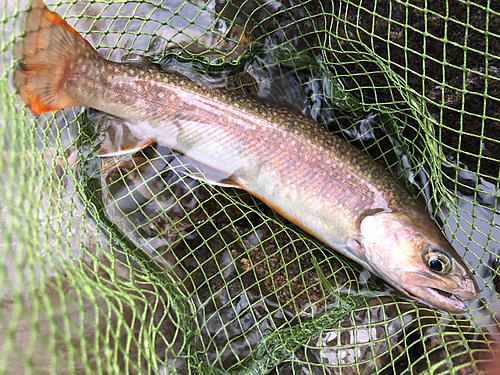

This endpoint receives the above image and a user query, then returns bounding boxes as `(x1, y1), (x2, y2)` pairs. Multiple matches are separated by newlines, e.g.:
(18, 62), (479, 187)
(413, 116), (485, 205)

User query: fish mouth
(402, 285), (466, 314)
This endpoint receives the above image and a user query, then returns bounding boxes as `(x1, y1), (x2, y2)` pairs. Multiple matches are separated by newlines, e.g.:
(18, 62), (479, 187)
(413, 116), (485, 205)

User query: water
(88, 139), (494, 373)
(6, 0), (500, 373)
(59, 0), (251, 62)
(93, 142), (384, 371)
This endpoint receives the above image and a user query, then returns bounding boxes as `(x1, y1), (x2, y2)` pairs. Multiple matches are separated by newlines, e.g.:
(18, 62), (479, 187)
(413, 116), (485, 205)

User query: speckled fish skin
(15, 0), (478, 313)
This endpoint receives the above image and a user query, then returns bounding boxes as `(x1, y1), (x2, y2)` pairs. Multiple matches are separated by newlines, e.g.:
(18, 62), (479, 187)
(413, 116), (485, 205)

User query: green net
(1, 0), (499, 373)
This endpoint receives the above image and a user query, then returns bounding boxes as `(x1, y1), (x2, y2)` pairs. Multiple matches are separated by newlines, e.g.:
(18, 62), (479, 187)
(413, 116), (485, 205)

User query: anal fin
(95, 137), (154, 157)
(91, 110), (155, 157)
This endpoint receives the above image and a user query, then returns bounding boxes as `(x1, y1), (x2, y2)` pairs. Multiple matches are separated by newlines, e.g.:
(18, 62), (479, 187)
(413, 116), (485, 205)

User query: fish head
(360, 212), (478, 313)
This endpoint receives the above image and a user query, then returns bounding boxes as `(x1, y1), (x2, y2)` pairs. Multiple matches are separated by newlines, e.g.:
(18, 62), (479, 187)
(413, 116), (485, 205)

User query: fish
(14, 0), (479, 313)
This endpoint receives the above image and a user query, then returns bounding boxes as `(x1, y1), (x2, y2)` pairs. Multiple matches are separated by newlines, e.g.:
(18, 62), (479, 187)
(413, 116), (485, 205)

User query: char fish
(14, 0), (478, 313)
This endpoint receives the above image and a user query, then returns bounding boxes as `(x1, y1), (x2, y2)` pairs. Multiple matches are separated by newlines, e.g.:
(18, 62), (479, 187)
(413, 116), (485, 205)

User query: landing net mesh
(0, 0), (499, 374)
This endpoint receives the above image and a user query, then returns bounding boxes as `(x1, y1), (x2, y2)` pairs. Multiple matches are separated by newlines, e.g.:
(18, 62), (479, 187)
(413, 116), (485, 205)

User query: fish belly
(71, 58), (375, 255)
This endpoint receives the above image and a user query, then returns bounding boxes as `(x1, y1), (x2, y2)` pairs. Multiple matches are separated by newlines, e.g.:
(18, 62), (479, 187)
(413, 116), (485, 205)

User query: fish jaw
(405, 286), (466, 313)
(360, 212), (479, 313)
(396, 270), (478, 313)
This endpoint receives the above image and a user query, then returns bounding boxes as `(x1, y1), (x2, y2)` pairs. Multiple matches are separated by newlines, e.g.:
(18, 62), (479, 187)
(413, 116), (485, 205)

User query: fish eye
(423, 249), (453, 274)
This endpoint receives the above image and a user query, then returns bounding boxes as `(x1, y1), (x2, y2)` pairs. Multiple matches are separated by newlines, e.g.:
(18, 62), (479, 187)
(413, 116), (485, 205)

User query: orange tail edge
(14, 0), (99, 116)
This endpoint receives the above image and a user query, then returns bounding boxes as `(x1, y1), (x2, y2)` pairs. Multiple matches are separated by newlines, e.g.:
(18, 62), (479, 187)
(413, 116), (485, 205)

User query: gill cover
(360, 212), (478, 313)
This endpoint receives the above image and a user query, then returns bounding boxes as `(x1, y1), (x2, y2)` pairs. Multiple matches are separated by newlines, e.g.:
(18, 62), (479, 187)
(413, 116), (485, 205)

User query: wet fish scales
(14, 0), (478, 313)
(72, 60), (400, 229)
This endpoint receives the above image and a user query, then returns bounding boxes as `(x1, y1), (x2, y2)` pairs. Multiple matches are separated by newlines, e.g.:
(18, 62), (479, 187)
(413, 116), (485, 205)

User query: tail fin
(14, 0), (100, 116)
